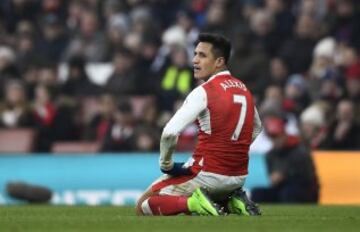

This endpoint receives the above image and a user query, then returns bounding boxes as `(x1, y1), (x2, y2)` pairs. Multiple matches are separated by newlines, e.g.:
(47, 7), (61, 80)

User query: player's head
(193, 33), (231, 80)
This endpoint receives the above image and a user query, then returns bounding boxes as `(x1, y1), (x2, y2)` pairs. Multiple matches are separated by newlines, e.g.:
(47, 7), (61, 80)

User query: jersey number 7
(231, 94), (247, 141)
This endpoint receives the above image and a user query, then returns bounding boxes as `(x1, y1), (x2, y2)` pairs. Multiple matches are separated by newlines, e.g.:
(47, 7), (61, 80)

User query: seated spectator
(299, 102), (328, 149)
(100, 100), (135, 152)
(155, 45), (195, 111)
(52, 96), (81, 141)
(344, 60), (360, 125)
(260, 85), (283, 115)
(323, 99), (360, 150)
(283, 74), (310, 117)
(269, 57), (289, 87)
(85, 94), (117, 141)
(62, 9), (108, 62)
(0, 46), (20, 95)
(61, 55), (102, 97)
(0, 80), (34, 128)
(252, 113), (319, 203)
(32, 84), (56, 152)
(279, 13), (319, 74)
(104, 48), (141, 97)
(36, 14), (69, 63)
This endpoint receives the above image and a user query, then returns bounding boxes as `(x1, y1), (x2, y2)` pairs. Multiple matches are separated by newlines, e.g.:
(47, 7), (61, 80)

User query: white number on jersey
(231, 94), (247, 141)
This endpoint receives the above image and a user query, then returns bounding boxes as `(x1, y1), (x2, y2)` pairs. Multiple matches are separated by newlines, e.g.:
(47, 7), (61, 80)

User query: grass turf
(0, 205), (359, 232)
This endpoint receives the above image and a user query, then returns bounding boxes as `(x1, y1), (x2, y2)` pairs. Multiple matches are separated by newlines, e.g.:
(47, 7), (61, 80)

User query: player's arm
(160, 86), (207, 174)
(251, 107), (262, 143)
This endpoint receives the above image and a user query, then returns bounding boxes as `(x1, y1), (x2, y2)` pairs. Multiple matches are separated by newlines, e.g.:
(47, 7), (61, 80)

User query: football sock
(147, 195), (189, 215)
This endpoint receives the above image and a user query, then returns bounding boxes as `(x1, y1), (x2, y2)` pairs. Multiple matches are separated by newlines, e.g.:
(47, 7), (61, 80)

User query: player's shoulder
(186, 84), (207, 101)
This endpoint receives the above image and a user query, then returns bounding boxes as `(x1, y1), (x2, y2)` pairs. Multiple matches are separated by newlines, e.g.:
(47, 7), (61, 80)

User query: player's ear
(215, 57), (225, 68)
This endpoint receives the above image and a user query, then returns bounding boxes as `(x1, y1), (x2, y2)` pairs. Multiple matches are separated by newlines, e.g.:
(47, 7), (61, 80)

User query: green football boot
(187, 188), (223, 216)
(228, 189), (261, 216)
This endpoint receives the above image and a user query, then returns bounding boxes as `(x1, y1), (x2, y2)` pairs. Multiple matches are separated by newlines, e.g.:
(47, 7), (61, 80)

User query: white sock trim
(141, 199), (153, 215)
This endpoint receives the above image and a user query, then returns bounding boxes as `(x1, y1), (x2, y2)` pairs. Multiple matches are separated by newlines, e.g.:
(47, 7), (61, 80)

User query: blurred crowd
(0, 0), (359, 153)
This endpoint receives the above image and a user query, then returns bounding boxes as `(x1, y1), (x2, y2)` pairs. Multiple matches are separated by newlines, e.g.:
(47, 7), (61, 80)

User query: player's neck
(207, 68), (229, 81)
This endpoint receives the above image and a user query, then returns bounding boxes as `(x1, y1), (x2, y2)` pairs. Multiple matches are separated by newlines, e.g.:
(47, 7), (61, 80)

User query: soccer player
(136, 33), (262, 216)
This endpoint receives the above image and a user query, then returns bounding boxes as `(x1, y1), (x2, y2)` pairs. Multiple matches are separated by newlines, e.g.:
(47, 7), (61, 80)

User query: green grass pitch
(0, 205), (359, 232)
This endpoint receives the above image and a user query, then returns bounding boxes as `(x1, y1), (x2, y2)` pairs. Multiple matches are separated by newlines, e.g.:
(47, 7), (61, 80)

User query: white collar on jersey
(207, 70), (231, 82)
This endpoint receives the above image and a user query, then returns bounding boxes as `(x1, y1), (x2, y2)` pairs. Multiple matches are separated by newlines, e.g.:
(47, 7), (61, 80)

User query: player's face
(193, 42), (220, 80)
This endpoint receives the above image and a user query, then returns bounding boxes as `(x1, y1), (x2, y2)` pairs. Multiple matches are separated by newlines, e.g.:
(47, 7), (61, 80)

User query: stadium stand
(0, 0), (358, 153)
(51, 141), (100, 154)
(0, 129), (36, 153)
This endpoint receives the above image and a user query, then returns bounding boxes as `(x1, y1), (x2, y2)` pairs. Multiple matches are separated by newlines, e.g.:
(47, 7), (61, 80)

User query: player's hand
(160, 162), (192, 176)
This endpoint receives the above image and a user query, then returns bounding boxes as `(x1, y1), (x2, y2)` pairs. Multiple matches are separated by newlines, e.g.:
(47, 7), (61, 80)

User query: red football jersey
(191, 74), (255, 176)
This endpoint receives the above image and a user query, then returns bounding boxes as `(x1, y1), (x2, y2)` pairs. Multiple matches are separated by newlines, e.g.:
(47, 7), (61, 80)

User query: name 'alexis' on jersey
(220, 79), (247, 91)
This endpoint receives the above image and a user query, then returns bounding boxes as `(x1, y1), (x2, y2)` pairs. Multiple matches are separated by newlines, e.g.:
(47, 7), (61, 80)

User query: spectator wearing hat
(300, 102), (329, 149)
(283, 74), (311, 117)
(251, 113), (319, 203)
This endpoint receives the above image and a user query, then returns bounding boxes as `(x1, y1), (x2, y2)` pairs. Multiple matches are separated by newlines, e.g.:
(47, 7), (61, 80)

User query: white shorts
(150, 171), (247, 201)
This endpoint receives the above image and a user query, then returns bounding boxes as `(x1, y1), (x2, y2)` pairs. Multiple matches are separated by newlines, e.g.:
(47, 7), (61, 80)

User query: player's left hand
(160, 162), (192, 176)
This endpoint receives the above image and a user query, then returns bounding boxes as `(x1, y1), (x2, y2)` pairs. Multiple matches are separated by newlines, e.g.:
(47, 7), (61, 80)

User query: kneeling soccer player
(136, 33), (262, 216)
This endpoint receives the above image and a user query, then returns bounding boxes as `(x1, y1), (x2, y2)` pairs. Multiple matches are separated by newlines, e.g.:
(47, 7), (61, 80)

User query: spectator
(268, 57), (289, 88)
(252, 114), (319, 203)
(61, 55), (102, 97)
(344, 60), (360, 124)
(229, 9), (273, 98)
(0, 80), (34, 128)
(283, 74), (310, 117)
(36, 14), (69, 63)
(101, 100), (135, 152)
(104, 48), (141, 97)
(85, 94), (117, 141)
(260, 85), (283, 115)
(324, 99), (360, 150)
(279, 13), (319, 74)
(327, 0), (360, 50)
(299, 102), (328, 149)
(264, 0), (295, 43)
(63, 9), (108, 62)
(105, 13), (129, 58)
(52, 96), (80, 141)
(308, 37), (340, 100)
(0, 46), (19, 86)
(155, 45), (195, 111)
(1, 0), (40, 33)
(32, 84), (56, 152)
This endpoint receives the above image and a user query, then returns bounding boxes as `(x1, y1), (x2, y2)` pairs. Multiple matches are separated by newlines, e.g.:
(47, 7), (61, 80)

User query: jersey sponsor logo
(220, 80), (247, 91)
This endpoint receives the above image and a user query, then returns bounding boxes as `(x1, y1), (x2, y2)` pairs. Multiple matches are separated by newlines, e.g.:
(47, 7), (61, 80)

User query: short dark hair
(197, 33), (231, 64)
